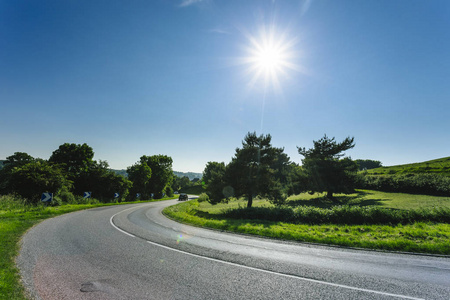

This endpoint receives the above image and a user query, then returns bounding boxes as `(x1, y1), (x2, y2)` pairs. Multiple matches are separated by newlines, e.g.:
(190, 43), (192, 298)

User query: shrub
(357, 174), (450, 196)
(197, 193), (210, 203)
(222, 205), (450, 225)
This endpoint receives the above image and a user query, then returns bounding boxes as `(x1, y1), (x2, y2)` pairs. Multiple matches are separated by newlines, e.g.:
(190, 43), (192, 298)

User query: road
(18, 198), (450, 300)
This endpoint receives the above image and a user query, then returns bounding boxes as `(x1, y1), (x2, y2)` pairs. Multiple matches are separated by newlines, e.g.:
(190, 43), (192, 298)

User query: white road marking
(110, 204), (425, 300)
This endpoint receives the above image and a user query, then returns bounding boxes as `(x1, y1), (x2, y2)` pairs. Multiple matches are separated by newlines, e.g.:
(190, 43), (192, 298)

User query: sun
(243, 24), (298, 93)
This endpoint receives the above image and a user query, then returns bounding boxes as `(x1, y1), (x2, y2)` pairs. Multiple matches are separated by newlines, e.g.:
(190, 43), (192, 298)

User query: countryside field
(163, 190), (450, 255)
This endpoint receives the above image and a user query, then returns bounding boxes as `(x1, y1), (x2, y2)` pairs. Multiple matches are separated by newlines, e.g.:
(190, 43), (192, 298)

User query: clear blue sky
(1, 0), (449, 173)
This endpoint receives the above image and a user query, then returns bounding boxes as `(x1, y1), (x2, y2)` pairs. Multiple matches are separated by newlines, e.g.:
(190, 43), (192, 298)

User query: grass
(0, 194), (174, 300)
(364, 156), (450, 176)
(163, 190), (450, 255)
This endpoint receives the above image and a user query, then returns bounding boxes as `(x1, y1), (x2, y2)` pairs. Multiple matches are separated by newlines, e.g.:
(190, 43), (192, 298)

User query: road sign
(114, 193), (119, 198)
(84, 192), (92, 199)
(136, 193), (140, 198)
(41, 193), (53, 202)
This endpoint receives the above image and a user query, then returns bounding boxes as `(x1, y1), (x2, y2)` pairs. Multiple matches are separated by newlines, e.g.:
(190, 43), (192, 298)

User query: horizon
(2, 1), (449, 173)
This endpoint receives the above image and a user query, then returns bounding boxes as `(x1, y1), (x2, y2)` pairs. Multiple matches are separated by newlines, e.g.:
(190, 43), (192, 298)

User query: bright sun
(243, 24), (298, 92)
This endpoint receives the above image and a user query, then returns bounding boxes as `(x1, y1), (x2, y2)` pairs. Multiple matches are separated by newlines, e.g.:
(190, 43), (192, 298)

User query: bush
(197, 193), (210, 203)
(57, 186), (76, 204)
(357, 174), (450, 196)
(222, 205), (450, 225)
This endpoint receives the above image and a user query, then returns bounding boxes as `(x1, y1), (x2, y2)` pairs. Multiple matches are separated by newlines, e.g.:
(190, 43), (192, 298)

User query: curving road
(18, 198), (450, 300)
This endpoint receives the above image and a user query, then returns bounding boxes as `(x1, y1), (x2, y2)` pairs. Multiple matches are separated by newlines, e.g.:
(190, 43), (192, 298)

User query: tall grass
(221, 205), (450, 225)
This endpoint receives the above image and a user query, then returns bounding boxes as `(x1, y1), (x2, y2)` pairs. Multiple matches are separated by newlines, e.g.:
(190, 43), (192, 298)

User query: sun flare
(243, 24), (298, 92)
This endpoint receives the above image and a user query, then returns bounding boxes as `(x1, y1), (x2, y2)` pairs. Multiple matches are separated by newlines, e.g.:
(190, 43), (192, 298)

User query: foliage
(357, 173), (450, 197)
(197, 193), (210, 202)
(127, 157), (152, 200)
(364, 156), (450, 176)
(221, 205), (450, 225)
(8, 160), (71, 204)
(225, 132), (288, 208)
(145, 155), (174, 198)
(76, 160), (132, 202)
(355, 159), (382, 171)
(0, 152), (36, 194)
(298, 134), (358, 200)
(49, 143), (95, 179)
(172, 175), (192, 192)
(202, 161), (227, 204)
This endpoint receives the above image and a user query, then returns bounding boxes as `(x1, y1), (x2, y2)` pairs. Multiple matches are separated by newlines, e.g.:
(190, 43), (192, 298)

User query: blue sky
(1, 0), (449, 173)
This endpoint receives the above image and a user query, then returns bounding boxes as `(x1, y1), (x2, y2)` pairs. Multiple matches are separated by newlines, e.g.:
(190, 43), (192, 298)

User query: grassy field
(163, 190), (450, 255)
(0, 195), (174, 300)
(365, 156), (450, 176)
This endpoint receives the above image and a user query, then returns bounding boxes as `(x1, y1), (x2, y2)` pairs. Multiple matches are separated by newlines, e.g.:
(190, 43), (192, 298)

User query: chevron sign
(84, 192), (92, 199)
(41, 193), (53, 202)
(114, 193), (119, 198)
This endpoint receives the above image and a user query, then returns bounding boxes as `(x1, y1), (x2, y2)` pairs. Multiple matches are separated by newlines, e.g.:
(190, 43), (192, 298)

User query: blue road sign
(136, 193), (140, 198)
(84, 192), (92, 199)
(114, 193), (119, 198)
(41, 193), (53, 202)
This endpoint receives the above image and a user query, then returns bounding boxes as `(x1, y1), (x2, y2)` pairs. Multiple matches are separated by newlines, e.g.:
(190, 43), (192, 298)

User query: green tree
(225, 132), (287, 208)
(49, 143), (94, 179)
(144, 155), (173, 198)
(8, 160), (70, 204)
(77, 160), (131, 202)
(127, 157), (152, 200)
(298, 134), (358, 201)
(202, 161), (227, 204)
(0, 152), (35, 194)
(355, 159), (382, 171)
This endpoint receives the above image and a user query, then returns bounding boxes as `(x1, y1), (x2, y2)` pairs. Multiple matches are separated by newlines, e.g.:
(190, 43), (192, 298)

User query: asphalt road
(18, 198), (450, 300)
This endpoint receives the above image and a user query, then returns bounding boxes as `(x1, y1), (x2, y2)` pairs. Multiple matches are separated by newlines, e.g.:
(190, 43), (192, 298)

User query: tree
(298, 134), (358, 201)
(77, 160), (131, 202)
(355, 159), (382, 171)
(144, 155), (173, 198)
(225, 132), (287, 208)
(127, 158), (152, 199)
(49, 143), (95, 179)
(8, 160), (70, 204)
(202, 161), (227, 204)
(0, 152), (35, 194)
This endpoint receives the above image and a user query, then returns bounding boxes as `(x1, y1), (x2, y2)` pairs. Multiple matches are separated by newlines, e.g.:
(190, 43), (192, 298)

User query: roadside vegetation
(163, 190), (450, 255)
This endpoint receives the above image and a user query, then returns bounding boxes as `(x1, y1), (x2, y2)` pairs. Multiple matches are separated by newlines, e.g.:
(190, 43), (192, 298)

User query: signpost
(41, 192), (53, 203)
(136, 193), (140, 199)
(84, 192), (92, 199)
(114, 193), (119, 199)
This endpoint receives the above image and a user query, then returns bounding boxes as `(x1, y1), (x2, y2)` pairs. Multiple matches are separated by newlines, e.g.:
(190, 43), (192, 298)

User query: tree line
(202, 132), (363, 208)
(0, 143), (175, 204)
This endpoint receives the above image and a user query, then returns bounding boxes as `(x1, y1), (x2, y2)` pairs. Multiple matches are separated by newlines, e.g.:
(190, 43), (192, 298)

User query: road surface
(18, 198), (450, 299)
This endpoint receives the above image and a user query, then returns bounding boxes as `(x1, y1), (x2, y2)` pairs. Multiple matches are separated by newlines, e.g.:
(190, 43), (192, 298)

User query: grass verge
(0, 195), (174, 300)
(163, 190), (450, 255)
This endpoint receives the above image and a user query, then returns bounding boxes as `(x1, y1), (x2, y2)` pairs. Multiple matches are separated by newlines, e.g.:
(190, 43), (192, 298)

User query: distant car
(178, 193), (188, 201)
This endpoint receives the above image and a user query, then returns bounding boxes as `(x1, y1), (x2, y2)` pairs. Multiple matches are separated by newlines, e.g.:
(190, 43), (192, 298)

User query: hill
(364, 156), (450, 176)
(173, 171), (202, 180)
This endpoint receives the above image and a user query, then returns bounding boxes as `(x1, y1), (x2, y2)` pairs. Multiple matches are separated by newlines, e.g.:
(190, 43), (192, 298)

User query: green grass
(364, 156), (450, 176)
(287, 190), (450, 210)
(0, 194), (174, 300)
(163, 190), (450, 255)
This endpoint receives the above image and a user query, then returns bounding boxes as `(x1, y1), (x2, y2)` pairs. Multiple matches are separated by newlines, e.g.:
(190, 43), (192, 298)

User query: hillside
(173, 171), (202, 180)
(365, 156), (450, 176)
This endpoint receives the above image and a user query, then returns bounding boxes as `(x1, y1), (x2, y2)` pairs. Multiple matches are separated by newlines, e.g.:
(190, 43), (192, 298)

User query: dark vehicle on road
(178, 193), (188, 201)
